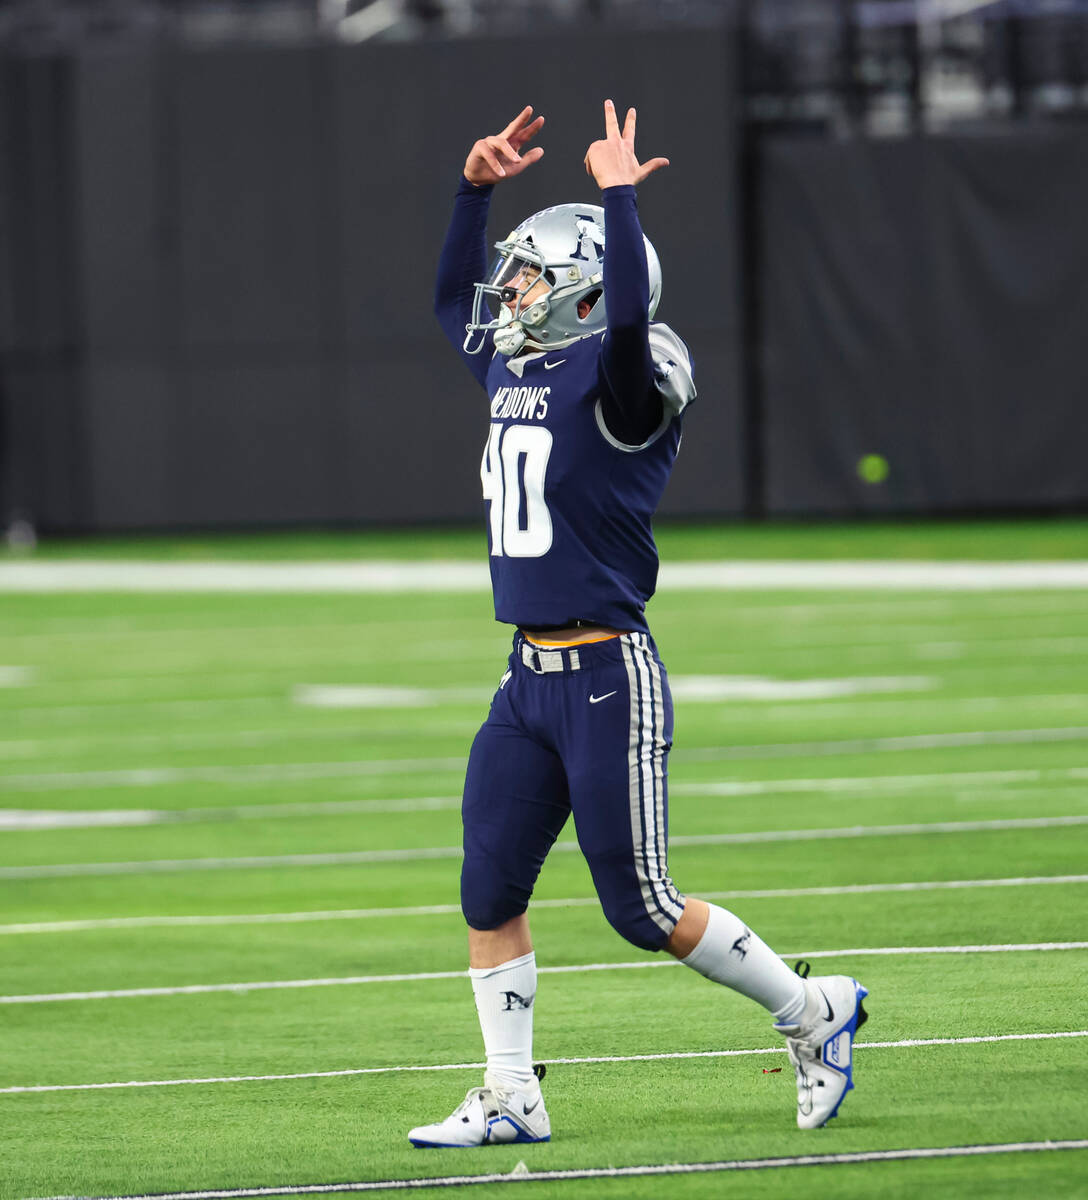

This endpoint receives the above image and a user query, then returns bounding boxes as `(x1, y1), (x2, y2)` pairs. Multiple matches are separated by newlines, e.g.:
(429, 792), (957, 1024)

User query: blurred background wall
(1, 0), (1086, 533)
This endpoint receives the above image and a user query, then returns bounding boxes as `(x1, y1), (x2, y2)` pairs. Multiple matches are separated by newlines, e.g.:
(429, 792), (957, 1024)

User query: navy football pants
(461, 632), (686, 952)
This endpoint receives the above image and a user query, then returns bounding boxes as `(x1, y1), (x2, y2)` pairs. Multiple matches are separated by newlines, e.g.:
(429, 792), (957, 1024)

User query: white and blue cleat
(408, 1069), (551, 1148)
(775, 974), (869, 1129)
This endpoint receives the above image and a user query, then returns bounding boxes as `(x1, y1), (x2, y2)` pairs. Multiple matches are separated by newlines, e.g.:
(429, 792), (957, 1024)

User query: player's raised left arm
(586, 101), (669, 445)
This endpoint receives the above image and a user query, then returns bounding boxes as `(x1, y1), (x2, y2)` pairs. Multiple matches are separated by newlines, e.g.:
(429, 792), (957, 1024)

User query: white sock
(468, 951), (537, 1093)
(681, 903), (805, 1024)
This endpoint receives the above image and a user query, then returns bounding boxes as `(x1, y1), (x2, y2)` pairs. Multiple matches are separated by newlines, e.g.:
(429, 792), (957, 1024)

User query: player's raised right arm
(434, 108), (545, 385)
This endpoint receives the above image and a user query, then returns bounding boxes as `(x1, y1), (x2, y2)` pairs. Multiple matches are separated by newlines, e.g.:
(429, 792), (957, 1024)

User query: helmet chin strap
(493, 308), (528, 357)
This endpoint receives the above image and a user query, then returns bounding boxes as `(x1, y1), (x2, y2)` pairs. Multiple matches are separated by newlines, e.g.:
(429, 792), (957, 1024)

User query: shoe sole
(820, 980), (869, 1126)
(409, 1133), (551, 1148)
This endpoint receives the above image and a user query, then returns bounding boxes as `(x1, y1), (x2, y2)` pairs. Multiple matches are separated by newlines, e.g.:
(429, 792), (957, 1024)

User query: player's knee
(599, 897), (673, 953)
(460, 874), (527, 931)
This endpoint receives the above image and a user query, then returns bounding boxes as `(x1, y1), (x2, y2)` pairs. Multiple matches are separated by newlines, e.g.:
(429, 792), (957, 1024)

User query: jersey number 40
(480, 423), (553, 558)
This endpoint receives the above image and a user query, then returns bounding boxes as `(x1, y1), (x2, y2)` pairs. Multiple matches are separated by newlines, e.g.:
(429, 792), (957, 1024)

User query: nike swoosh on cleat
(589, 691), (618, 704)
(543, 359), (566, 369)
(818, 987), (835, 1022)
(523, 1098), (540, 1115)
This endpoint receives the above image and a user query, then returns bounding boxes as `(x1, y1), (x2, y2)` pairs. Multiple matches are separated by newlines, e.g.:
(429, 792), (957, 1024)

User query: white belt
(519, 641), (582, 673)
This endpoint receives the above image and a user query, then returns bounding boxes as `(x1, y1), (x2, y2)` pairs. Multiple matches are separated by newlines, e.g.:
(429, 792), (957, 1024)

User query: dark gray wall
(1, 31), (743, 532)
(4, 37), (1088, 532)
(760, 131), (1088, 515)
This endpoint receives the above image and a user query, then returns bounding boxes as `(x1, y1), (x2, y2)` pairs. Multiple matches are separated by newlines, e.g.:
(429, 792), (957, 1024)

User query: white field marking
(24, 1143), (1088, 1199)
(0, 561), (491, 593)
(4, 559), (1088, 592)
(0, 724), (434, 762)
(295, 675), (938, 710)
(5, 724), (1088, 794)
(4, 590), (1084, 634)
(5, 700), (1087, 766)
(5, 1031), (1087, 1097)
(10, 763), (1086, 832)
(659, 675), (938, 700)
(8, 696), (285, 725)
(3, 726), (1086, 789)
(6, 643), (502, 696)
(293, 685), (491, 709)
(4, 944), (1086, 1005)
(721, 593), (1088, 619)
(5, 813), (1087, 881)
(672, 766), (1088, 796)
(0, 795), (462, 831)
(3, 874), (1085, 936)
(0, 688), (1053, 747)
(0, 666), (32, 687)
(722, 694), (1088, 726)
(0, 757), (467, 793)
(0, 616), (489, 642)
(676, 724), (1088, 761)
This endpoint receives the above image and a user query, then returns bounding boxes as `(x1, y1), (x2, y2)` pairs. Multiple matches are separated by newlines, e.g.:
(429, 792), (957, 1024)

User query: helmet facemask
(463, 208), (610, 358)
(465, 243), (554, 357)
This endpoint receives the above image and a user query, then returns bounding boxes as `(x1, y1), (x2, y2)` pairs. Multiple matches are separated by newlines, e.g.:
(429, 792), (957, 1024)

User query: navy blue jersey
(436, 181), (696, 633)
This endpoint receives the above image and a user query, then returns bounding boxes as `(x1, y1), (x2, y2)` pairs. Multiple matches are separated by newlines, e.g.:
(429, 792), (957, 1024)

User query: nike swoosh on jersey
(543, 359), (566, 370)
(589, 691), (618, 704)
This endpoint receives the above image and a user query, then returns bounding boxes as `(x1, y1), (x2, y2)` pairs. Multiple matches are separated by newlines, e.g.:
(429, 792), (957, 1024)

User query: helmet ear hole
(578, 288), (603, 321)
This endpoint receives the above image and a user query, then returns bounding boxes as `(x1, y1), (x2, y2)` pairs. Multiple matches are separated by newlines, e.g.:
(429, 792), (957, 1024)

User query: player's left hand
(584, 99), (669, 189)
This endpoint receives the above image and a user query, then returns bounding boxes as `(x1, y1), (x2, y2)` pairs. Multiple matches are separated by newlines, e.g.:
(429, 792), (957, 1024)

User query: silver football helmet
(464, 202), (662, 357)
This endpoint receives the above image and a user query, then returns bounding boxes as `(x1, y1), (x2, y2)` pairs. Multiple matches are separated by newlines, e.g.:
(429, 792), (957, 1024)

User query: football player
(410, 102), (868, 1147)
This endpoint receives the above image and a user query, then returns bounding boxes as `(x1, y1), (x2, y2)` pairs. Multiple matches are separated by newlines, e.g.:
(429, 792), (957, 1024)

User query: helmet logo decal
(570, 215), (605, 263)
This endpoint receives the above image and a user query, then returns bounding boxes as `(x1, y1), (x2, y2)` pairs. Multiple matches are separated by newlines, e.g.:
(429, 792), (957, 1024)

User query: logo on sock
(730, 927), (752, 960)
(501, 990), (535, 1011)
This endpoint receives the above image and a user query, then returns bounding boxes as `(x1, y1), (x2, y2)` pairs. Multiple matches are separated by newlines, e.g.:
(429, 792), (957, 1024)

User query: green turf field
(1, 523), (1086, 1198)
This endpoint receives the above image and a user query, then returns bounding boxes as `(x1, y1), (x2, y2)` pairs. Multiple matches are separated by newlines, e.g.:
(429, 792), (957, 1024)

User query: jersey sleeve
(598, 186), (696, 447)
(434, 176), (494, 388)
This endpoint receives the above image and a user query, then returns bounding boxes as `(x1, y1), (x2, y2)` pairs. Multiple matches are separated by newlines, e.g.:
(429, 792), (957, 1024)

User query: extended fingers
(622, 106), (637, 144)
(603, 98), (621, 138)
(500, 105), (535, 139)
(511, 114), (545, 149)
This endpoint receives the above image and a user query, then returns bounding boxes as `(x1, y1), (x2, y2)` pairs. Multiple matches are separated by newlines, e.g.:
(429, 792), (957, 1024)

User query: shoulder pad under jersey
(648, 324), (697, 417)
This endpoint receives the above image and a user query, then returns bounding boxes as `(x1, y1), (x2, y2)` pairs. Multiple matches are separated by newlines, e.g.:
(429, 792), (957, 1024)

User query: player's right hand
(464, 106), (545, 186)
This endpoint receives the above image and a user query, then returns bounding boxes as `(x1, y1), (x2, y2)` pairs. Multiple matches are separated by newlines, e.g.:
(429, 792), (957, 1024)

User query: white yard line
(4, 813), (1086, 880)
(4, 696), (1088, 765)
(674, 766), (1088, 796)
(677, 725), (1088, 761)
(25, 1142), (1088, 1198)
(3, 559), (1088, 592)
(6, 764), (1087, 830)
(5, 1031), (1086, 1097)
(3, 874), (1085, 935)
(2, 726), (1087, 788)
(3, 943), (1085, 1005)
(294, 675), (938, 709)
(0, 758), (467, 793)
(10, 728), (1088, 797)
(0, 796), (463, 831)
